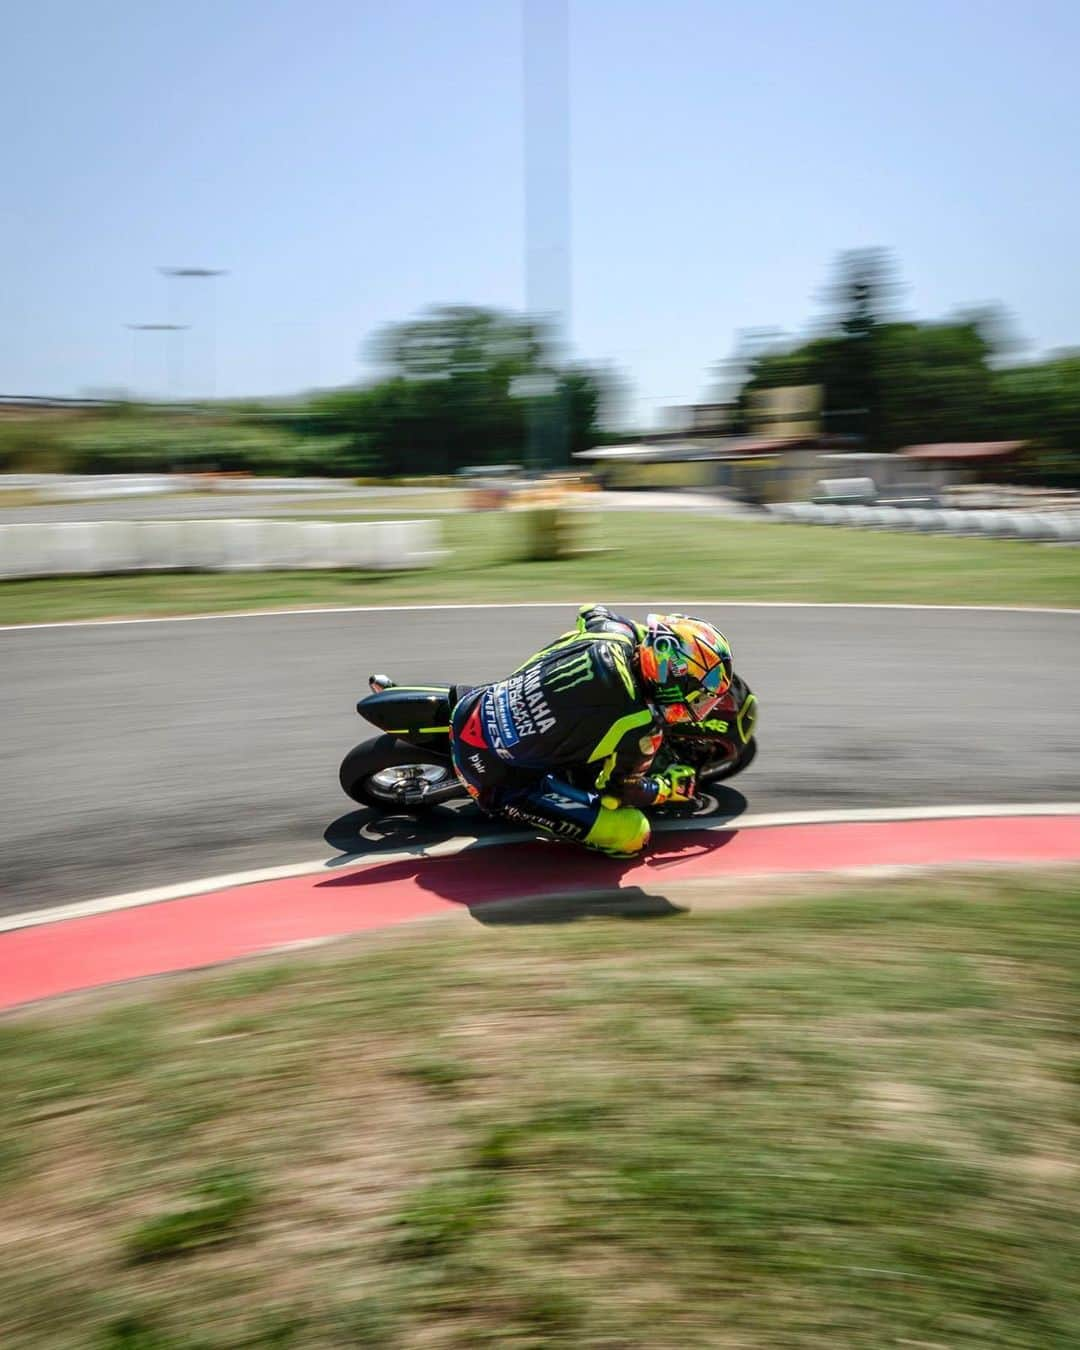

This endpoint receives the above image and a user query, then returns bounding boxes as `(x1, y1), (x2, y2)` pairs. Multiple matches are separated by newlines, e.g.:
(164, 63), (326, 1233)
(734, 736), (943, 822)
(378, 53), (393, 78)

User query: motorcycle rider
(449, 604), (735, 857)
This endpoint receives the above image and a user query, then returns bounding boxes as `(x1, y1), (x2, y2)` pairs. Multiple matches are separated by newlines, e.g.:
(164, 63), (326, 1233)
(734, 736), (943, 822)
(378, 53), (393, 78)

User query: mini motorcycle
(339, 672), (758, 812)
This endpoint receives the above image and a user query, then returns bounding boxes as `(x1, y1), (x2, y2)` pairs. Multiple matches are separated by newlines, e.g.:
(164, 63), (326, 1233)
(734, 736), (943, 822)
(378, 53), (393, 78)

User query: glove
(653, 763), (696, 806)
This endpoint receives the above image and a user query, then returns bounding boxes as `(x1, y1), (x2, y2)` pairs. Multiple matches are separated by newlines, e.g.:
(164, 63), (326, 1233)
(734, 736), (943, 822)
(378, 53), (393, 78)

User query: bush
(0, 420), (73, 473)
(63, 421), (359, 477)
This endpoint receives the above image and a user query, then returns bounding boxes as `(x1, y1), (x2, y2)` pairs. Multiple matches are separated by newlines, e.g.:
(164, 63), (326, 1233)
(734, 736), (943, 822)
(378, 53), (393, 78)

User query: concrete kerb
(3, 807), (1080, 1012)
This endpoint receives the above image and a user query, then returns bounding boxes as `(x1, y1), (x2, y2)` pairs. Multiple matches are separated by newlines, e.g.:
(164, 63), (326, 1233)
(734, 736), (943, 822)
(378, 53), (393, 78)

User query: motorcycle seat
(448, 683), (475, 711)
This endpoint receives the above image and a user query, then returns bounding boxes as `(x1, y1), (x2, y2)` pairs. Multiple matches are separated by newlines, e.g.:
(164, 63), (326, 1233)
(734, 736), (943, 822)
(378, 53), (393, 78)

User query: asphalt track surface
(3, 602), (1079, 918)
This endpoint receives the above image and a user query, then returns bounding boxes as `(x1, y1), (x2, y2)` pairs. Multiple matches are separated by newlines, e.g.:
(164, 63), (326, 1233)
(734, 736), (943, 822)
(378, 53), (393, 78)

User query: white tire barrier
(0, 518), (443, 579)
(767, 503), (1079, 544)
(906, 508), (942, 533)
(987, 513), (1023, 539)
(1043, 514), (1080, 543)
(960, 511), (986, 533)
(968, 511), (1002, 536)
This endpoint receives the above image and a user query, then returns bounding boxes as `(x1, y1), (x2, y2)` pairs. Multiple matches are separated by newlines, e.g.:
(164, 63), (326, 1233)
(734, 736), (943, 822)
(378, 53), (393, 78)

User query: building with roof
(575, 434), (861, 501)
(899, 442), (1028, 480)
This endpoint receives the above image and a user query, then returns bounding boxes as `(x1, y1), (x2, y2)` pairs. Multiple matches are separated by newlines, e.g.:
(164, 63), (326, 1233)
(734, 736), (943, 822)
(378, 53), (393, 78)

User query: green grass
(1, 509), (1078, 624)
(123, 1168), (257, 1264)
(1, 870), (1079, 1348)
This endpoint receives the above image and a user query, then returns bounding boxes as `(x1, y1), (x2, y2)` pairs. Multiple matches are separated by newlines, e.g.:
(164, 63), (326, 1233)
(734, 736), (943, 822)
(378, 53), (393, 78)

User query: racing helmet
(637, 614), (733, 725)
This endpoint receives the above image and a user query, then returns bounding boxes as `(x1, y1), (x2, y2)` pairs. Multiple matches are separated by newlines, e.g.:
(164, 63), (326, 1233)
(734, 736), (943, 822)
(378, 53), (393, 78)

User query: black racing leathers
(449, 607), (670, 839)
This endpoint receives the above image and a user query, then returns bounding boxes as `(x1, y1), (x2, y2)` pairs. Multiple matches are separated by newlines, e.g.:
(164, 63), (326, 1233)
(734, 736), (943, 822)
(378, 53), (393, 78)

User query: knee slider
(584, 804), (651, 857)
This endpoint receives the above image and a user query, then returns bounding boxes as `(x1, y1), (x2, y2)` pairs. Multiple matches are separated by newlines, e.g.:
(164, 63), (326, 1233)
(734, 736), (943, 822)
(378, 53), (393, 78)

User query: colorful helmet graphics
(638, 614), (734, 725)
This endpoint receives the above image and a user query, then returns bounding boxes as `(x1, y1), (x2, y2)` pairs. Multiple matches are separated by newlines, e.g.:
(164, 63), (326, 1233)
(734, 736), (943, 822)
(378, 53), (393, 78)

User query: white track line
(3, 801), (1078, 935)
(3, 599), (1079, 633)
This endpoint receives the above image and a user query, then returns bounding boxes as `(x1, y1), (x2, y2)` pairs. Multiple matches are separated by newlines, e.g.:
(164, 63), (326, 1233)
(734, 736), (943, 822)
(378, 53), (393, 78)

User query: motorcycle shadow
(323, 798), (500, 859)
(324, 786), (748, 859)
(319, 787), (748, 928)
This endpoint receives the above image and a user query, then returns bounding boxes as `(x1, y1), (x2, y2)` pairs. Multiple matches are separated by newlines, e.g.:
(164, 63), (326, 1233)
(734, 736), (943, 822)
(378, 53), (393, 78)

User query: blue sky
(2, 0), (1077, 422)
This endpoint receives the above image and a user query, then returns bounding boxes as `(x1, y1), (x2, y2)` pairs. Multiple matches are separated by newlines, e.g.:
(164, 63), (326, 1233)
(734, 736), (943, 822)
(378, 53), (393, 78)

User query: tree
(820, 249), (902, 441)
(990, 350), (1080, 485)
(298, 305), (609, 475)
(370, 305), (549, 468)
(733, 250), (1080, 483)
(873, 321), (995, 448)
(823, 247), (901, 339)
(370, 305), (547, 383)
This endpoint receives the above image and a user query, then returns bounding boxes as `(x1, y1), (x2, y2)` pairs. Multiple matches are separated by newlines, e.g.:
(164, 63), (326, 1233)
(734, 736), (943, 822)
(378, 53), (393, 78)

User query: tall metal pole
(159, 268), (228, 401)
(523, 0), (571, 471)
(125, 324), (189, 400)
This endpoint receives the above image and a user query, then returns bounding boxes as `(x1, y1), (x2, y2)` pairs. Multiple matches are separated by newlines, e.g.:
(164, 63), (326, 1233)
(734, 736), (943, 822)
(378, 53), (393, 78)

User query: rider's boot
(503, 776), (650, 858)
(583, 797), (651, 858)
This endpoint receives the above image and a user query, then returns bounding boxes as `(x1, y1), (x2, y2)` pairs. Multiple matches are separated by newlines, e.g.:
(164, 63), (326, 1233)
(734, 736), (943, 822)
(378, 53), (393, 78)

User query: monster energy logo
(545, 649), (594, 693)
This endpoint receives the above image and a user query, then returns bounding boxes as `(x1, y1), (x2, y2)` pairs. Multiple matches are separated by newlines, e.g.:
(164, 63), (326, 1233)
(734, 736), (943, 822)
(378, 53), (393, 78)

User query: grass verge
(1, 509), (1079, 624)
(1, 870), (1078, 1347)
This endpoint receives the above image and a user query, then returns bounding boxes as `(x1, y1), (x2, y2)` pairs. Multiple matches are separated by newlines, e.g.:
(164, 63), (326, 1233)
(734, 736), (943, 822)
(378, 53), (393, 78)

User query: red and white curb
(2, 805), (1079, 1012)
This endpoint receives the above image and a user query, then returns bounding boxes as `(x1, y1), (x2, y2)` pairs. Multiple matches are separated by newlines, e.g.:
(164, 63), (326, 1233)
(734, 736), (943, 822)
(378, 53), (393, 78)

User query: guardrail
(767, 502), (1080, 543)
(0, 518), (444, 579)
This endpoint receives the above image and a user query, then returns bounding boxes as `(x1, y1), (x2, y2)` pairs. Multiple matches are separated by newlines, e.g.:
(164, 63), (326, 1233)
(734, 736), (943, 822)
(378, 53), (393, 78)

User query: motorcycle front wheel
(339, 735), (465, 811)
(697, 735), (757, 783)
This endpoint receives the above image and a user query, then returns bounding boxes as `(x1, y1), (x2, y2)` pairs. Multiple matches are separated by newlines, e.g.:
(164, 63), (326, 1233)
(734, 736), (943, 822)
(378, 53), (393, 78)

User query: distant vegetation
(2, 264), (1078, 484)
(734, 249), (1080, 485)
(0, 306), (611, 480)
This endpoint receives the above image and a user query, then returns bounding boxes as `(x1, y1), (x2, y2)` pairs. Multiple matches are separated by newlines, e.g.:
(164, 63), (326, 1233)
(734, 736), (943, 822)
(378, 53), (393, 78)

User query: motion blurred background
(3, 4), (1080, 1349)
(2, 0), (1079, 492)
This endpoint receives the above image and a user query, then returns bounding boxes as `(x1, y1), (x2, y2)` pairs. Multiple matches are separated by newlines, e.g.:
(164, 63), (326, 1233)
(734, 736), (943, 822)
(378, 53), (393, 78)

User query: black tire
(338, 735), (464, 811)
(698, 735), (757, 784)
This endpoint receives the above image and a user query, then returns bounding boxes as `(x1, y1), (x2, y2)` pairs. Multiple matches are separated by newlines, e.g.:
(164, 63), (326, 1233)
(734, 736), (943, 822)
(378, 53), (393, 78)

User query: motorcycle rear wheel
(339, 735), (464, 810)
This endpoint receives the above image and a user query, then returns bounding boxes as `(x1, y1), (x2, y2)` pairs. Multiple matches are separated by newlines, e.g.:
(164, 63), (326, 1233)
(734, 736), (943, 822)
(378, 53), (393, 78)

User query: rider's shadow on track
(320, 786), (748, 927)
(451, 885), (687, 926)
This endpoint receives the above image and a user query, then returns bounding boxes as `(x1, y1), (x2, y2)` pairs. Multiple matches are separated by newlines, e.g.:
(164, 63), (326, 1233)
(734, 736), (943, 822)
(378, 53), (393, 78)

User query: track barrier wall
(768, 502), (1080, 542)
(0, 518), (444, 578)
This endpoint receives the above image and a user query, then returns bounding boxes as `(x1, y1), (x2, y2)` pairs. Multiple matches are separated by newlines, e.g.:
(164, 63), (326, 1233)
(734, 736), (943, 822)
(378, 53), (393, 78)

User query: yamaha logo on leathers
(492, 664), (557, 745)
